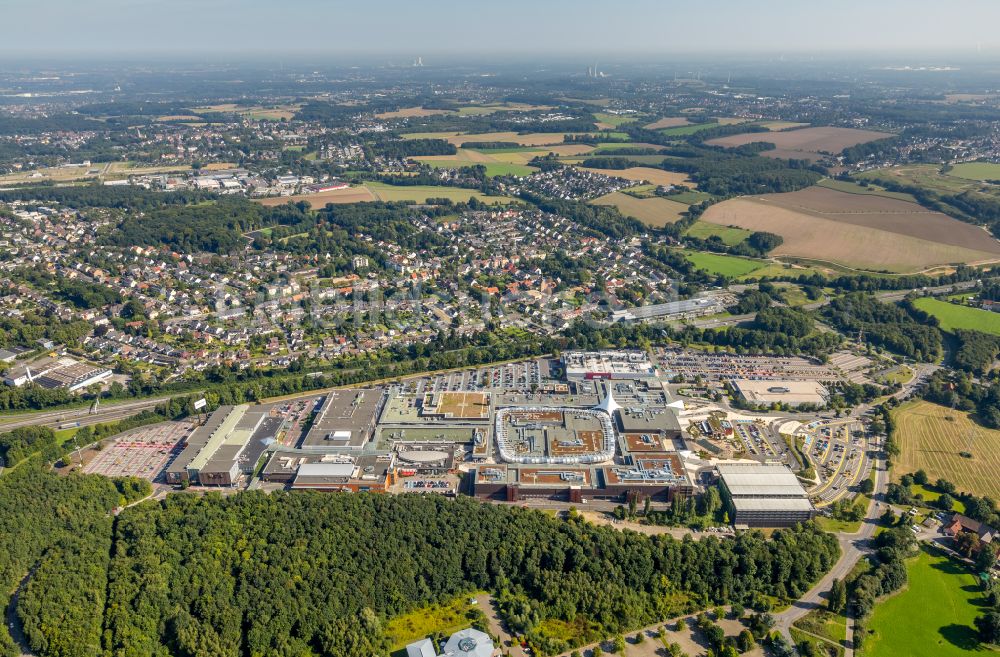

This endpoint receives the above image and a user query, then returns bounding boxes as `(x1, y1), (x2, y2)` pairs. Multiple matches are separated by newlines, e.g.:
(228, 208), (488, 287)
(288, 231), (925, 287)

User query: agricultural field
(681, 250), (766, 277)
(578, 166), (694, 187)
(891, 400), (1000, 499)
(643, 117), (691, 130)
(593, 112), (642, 128)
(374, 106), (453, 119)
(414, 143), (592, 176)
(192, 103), (300, 121)
(590, 192), (688, 227)
(454, 102), (552, 116)
(364, 182), (512, 204)
(683, 221), (752, 245)
(401, 131), (586, 147)
(857, 164), (975, 196)
(705, 126), (893, 159)
(700, 186), (1000, 272)
(911, 297), (1000, 335)
(948, 161), (1000, 181)
(414, 158), (537, 178)
(658, 122), (730, 137)
(256, 186), (377, 208)
(757, 120), (811, 131)
(862, 547), (990, 657)
(154, 114), (204, 122)
(589, 142), (666, 154)
(816, 178), (917, 202)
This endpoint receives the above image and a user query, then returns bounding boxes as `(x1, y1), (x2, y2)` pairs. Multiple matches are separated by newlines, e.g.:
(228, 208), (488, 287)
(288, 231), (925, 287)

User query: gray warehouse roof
(718, 463), (808, 498)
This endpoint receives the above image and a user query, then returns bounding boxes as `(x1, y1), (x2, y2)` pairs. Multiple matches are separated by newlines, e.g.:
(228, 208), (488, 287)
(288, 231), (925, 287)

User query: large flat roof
(302, 389), (382, 449)
(718, 463), (808, 498)
(731, 379), (828, 406)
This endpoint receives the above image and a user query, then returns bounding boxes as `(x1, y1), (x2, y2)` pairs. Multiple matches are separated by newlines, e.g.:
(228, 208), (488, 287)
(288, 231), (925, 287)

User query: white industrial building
(717, 462), (815, 528)
(562, 350), (655, 381)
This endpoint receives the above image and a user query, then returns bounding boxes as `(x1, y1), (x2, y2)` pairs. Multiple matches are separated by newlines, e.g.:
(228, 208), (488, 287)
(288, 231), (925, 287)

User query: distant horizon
(4, 0), (1000, 58)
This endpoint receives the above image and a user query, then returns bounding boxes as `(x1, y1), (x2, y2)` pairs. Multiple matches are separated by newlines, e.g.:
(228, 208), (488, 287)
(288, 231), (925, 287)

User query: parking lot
(803, 420), (872, 505)
(657, 348), (839, 384)
(84, 421), (193, 481)
(399, 359), (550, 395)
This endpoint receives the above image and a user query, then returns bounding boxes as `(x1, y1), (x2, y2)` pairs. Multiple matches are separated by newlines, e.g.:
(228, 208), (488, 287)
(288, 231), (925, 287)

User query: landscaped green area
(681, 250), (766, 277)
(684, 221), (753, 246)
(862, 547), (990, 657)
(911, 297), (1000, 336)
(948, 162), (1000, 181)
(792, 609), (847, 657)
(384, 593), (485, 652)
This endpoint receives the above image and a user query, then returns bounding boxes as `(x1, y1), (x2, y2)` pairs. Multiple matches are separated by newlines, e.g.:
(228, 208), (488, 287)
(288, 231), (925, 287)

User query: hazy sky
(5, 0), (999, 57)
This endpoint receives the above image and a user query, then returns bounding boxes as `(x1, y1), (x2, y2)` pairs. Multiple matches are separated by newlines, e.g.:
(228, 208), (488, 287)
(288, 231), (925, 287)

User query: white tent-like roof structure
(594, 388), (621, 416)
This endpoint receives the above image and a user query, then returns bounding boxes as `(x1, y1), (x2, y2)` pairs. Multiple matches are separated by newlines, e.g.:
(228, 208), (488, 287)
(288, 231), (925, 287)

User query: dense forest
(0, 466), (841, 657)
(823, 293), (942, 361)
(0, 466), (150, 657)
(100, 492), (836, 657)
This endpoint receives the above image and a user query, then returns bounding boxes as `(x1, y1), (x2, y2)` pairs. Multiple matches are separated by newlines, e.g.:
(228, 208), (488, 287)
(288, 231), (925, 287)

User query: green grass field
(684, 221), (752, 246)
(863, 547), (991, 657)
(364, 182), (512, 204)
(414, 159), (537, 177)
(384, 594), (484, 652)
(658, 123), (726, 136)
(910, 484), (968, 514)
(682, 250), (766, 277)
(593, 112), (641, 127)
(948, 162), (1000, 181)
(911, 297), (1000, 335)
(666, 190), (713, 204)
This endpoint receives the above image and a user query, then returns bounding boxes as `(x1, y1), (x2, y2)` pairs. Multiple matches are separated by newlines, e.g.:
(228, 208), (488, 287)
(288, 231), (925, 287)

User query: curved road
(6, 571), (37, 657)
(775, 453), (888, 655)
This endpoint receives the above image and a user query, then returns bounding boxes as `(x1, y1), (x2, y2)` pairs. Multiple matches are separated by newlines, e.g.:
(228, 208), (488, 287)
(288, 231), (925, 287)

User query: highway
(0, 396), (175, 432)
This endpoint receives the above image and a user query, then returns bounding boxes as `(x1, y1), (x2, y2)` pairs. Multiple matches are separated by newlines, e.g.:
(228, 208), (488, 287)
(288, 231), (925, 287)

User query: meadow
(891, 399), (1000, 500)
(948, 161), (1000, 181)
(862, 547), (989, 657)
(683, 221), (752, 245)
(681, 250), (766, 277)
(911, 297), (1000, 336)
